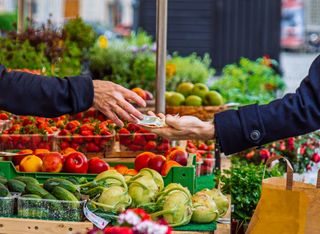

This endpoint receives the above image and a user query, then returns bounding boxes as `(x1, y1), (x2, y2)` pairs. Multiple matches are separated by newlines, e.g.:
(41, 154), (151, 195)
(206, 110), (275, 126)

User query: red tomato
(88, 157), (110, 174)
(64, 152), (88, 173)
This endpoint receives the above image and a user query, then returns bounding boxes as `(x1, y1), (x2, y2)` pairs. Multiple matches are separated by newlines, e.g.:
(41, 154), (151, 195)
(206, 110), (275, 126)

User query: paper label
(83, 202), (109, 229)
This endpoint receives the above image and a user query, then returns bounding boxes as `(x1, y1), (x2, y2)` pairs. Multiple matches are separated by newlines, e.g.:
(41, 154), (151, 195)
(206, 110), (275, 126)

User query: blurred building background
(0, 0), (319, 92)
(0, 0), (134, 28)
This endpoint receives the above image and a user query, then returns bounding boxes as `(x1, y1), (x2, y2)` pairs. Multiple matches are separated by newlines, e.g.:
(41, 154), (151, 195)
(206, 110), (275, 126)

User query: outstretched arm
(0, 65), (93, 118)
(0, 65), (146, 126)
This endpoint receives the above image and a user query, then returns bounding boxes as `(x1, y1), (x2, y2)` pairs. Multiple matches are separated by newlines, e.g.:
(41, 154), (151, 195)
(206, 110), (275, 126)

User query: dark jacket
(215, 55), (320, 155)
(0, 65), (94, 117)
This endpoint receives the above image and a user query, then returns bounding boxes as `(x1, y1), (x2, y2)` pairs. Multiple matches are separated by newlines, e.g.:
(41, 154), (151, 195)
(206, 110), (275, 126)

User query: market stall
(0, 0), (295, 233)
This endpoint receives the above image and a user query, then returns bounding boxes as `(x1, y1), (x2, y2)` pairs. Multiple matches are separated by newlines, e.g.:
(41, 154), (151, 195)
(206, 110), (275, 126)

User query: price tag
(83, 202), (109, 229)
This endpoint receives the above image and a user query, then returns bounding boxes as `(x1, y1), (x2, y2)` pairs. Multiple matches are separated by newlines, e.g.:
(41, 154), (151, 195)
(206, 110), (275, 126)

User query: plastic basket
(17, 197), (84, 222)
(0, 134), (54, 151)
(55, 134), (115, 156)
(200, 158), (216, 175)
(118, 133), (170, 153)
(0, 194), (17, 217)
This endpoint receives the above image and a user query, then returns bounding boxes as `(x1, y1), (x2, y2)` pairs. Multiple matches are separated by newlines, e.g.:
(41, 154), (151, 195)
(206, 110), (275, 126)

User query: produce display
(118, 123), (170, 153)
(0, 116), (57, 150)
(83, 169), (228, 227)
(166, 82), (224, 107)
(8, 149), (111, 174)
(1, 167), (221, 226)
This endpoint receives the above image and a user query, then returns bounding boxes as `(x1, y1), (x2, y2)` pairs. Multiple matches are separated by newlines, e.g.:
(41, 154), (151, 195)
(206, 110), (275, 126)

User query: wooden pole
(155, 0), (168, 114)
(17, 0), (25, 33)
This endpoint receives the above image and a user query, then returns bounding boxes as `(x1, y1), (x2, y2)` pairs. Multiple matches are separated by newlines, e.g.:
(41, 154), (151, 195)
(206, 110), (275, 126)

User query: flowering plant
(237, 131), (320, 174)
(87, 208), (172, 234)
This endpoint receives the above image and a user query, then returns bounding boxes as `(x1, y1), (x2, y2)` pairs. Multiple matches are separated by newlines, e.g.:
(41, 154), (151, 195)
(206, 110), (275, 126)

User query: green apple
(185, 95), (202, 106)
(167, 92), (185, 106)
(191, 83), (209, 99)
(204, 91), (224, 106)
(165, 91), (175, 103)
(177, 82), (194, 97)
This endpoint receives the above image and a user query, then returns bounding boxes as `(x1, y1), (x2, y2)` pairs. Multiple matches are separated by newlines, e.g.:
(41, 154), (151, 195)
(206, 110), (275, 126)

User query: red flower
(127, 208), (151, 221)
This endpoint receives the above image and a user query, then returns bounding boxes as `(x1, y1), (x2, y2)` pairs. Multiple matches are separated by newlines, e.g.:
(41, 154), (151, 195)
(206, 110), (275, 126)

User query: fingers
(147, 111), (156, 117)
(118, 98), (144, 120)
(97, 102), (124, 127)
(147, 111), (165, 121)
(158, 113), (166, 120)
(119, 86), (146, 107)
(111, 103), (137, 123)
(106, 110), (124, 127)
(165, 115), (183, 130)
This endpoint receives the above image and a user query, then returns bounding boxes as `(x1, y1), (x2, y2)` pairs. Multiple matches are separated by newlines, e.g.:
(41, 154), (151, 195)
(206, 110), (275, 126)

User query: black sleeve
(0, 65), (94, 118)
(214, 55), (320, 155)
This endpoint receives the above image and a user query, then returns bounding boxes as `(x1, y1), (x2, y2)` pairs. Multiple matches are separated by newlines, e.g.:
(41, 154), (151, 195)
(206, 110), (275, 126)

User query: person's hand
(144, 112), (215, 141)
(92, 80), (146, 126)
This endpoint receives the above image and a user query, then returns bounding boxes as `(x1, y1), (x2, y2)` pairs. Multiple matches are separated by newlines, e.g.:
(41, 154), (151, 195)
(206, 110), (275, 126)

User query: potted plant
(219, 158), (283, 234)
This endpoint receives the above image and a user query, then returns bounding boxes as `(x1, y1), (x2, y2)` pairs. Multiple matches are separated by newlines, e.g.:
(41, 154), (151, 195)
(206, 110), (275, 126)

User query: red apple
(41, 152), (64, 172)
(164, 146), (184, 157)
(134, 152), (156, 171)
(148, 155), (166, 173)
(88, 157), (110, 174)
(145, 90), (154, 100)
(167, 149), (188, 166)
(35, 149), (52, 160)
(64, 152), (88, 173)
(12, 149), (33, 165)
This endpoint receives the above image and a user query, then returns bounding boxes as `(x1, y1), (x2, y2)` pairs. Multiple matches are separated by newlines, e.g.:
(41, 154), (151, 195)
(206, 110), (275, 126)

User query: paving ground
(280, 52), (319, 93)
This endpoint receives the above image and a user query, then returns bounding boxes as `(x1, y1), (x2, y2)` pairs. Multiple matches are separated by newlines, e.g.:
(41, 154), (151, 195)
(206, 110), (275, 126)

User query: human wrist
(195, 121), (215, 140)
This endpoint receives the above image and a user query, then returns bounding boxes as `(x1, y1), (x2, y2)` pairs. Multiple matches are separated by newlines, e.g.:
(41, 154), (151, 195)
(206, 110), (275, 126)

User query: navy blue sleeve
(215, 55), (320, 155)
(0, 65), (94, 118)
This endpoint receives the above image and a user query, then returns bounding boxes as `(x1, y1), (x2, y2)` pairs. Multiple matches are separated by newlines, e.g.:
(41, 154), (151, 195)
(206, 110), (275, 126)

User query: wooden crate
(0, 218), (93, 234)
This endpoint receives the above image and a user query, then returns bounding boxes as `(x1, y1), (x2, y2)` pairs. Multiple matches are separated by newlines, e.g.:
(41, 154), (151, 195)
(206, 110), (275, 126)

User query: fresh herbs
(219, 158), (283, 224)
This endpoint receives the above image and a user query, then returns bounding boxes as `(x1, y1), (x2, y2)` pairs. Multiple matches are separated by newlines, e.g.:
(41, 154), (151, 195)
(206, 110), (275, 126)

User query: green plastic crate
(0, 161), (214, 194)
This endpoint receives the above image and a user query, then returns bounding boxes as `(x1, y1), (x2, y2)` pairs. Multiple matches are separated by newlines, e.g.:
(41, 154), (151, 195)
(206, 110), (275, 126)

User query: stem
(128, 181), (149, 190)
(151, 209), (173, 219)
(90, 201), (116, 210)
(96, 175), (127, 190)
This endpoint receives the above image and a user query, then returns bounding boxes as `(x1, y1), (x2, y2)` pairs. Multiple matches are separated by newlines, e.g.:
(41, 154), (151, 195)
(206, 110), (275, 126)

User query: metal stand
(155, 0), (168, 114)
